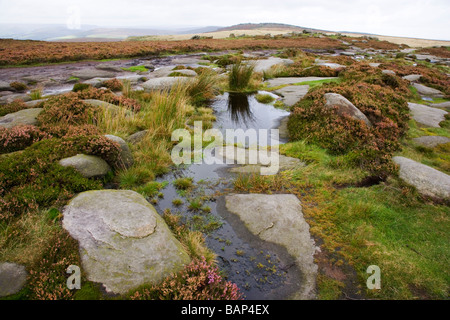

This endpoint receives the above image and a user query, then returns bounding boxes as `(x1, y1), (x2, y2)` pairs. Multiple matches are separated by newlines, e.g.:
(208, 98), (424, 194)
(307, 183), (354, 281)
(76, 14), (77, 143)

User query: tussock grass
(228, 61), (255, 92)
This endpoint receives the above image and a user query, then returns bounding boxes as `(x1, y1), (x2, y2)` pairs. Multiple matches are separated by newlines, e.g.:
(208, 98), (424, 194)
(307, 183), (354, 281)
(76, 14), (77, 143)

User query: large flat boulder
(412, 136), (450, 148)
(266, 77), (337, 88)
(225, 194), (318, 299)
(408, 102), (447, 128)
(393, 156), (450, 200)
(412, 83), (445, 98)
(0, 93), (31, 105)
(274, 85), (310, 107)
(0, 108), (43, 129)
(72, 69), (116, 80)
(215, 146), (305, 175)
(323, 93), (372, 127)
(253, 57), (294, 73)
(0, 81), (12, 91)
(141, 76), (191, 91)
(83, 99), (131, 115)
(59, 154), (111, 178)
(62, 190), (190, 294)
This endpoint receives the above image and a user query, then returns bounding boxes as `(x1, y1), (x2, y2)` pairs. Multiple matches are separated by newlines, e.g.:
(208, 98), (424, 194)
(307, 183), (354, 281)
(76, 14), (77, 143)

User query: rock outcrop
(323, 93), (372, 127)
(0, 108), (43, 129)
(62, 190), (190, 294)
(393, 156), (450, 200)
(59, 154), (111, 178)
(408, 102), (447, 128)
(225, 194), (318, 299)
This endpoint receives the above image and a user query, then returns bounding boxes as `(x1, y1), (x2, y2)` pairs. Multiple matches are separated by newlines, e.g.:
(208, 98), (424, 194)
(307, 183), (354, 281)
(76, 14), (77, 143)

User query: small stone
(323, 93), (372, 127)
(59, 154), (111, 178)
(412, 83), (445, 98)
(412, 136), (450, 148)
(104, 134), (134, 169)
(393, 156), (450, 200)
(126, 130), (149, 145)
(0, 108), (43, 129)
(0, 262), (27, 297)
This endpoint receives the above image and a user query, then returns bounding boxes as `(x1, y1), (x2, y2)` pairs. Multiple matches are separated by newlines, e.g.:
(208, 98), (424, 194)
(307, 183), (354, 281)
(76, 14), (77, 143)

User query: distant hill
(0, 24), (221, 41)
(216, 23), (309, 32)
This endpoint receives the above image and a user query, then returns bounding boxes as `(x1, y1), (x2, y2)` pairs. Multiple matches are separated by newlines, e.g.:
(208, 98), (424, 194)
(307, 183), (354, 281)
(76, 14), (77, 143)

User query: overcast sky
(0, 0), (449, 40)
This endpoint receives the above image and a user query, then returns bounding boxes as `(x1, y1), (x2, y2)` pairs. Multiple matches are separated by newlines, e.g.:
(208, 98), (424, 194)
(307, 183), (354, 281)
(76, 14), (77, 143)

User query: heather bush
(378, 61), (450, 96)
(129, 258), (243, 300)
(102, 78), (123, 92)
(75, 87), (141, 112)
(0, 125), (50, 154)
(0, 135), (120, 221)
(37, 93), (97, 137)
(72, 83), (91, 92)
(27, 229), (81, 300)
(288, 81), (409, 177)
(0, 99), (38, 117)
(9, 81), (28, 92)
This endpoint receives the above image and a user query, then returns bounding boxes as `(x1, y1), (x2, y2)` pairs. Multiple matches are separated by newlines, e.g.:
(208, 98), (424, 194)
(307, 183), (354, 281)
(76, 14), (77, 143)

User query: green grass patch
(255, 93), (275, 104)
(121, 65), (148, 72)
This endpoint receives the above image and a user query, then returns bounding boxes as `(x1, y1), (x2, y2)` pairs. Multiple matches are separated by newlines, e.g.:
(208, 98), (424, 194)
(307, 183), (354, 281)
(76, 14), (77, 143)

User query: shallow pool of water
(152, 93), (302, 300)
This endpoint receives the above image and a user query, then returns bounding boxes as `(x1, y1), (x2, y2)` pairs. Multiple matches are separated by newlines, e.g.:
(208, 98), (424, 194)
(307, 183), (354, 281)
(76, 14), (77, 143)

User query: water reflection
(227, 92), (255, 125)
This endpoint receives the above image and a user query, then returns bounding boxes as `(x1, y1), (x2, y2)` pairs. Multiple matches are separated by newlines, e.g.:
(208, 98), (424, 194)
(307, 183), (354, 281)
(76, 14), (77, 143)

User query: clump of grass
(102, 78), (123, 92)
(228, 61), (255, 92)
(136, 181), (166, 198)
(162, 210), (216, 263)
(72, 83), (91, 92)
(9, 81), (27, 92)
(30, 88), (43, 100)
(188, 198), (203, 211)
(185, 68), (219, 106)
(117, 166), (155, 189)
(172, 198), (184, 206)
(173, 177), (194, 190)
(255, 93), (275, 104)
(169, 71), (187, 77)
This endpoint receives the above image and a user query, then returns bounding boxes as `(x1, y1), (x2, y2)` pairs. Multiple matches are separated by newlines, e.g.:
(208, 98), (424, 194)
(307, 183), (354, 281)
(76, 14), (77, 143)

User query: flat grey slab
(274, 85), (310, 107)
(72, 69), (116, 80)
(393, 156), (450, 200)
(412, 83), (444, 98)
(0, 108), (42, 129)
(141, 76), (191, 90)
(266, 77), (337, 87)
(225, 194), (318, 300)
(408, 102), (447, 127)
(412, 136), (450, 148)
(253, 57), (294, 73)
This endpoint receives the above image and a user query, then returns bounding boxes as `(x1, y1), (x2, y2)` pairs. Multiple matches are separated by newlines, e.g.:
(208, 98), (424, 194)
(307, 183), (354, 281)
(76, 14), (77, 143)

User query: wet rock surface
(225, 194), (318, 299)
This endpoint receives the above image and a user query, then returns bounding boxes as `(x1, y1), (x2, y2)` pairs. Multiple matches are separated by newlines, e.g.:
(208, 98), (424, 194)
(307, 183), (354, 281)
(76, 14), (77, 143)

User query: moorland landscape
(0, 22), (449, 302)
